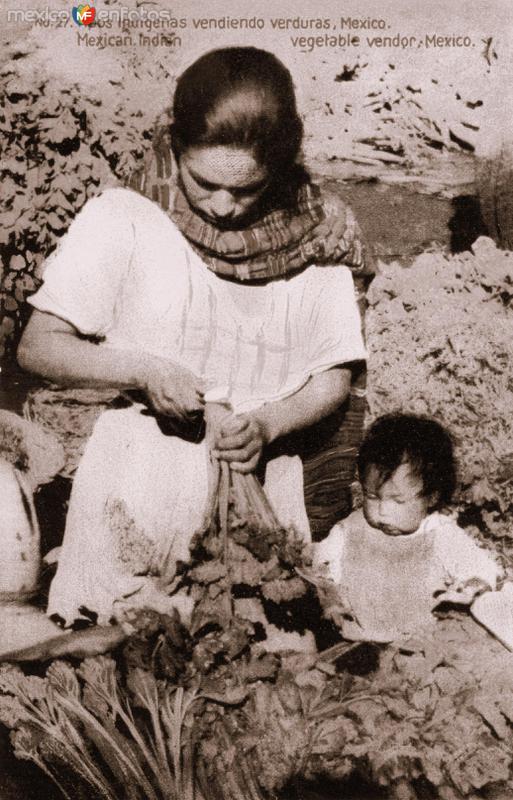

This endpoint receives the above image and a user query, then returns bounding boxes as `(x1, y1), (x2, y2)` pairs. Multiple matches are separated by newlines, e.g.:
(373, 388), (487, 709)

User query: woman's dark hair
(357, 414), (457, 508)
(171, 47), (303, 174)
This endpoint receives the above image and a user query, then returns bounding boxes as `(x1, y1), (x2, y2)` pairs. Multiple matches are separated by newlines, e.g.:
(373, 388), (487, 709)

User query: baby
(313, 413), (501, 642)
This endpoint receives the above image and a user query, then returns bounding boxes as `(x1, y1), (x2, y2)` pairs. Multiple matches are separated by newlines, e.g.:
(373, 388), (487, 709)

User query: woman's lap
(47, 406), (213, 624)
(47, 405), (309, 625)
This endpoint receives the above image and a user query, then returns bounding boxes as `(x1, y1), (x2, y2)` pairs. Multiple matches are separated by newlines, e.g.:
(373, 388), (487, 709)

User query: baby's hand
(434, 577), (491, 607)
(314, 576), (359, 628)
(324, 602), (359, 630)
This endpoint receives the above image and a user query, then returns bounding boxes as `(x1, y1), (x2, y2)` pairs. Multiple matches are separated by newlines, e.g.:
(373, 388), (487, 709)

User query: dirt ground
(331, 182), (484, 259)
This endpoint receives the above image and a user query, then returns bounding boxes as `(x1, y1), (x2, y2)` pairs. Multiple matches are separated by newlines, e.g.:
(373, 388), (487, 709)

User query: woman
(18, 47), (368, 627)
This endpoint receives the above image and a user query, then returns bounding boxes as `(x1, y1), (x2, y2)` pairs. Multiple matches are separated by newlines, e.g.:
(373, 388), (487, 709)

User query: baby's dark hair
(357, 414), (457, 508)
(171, 47), (303, 174)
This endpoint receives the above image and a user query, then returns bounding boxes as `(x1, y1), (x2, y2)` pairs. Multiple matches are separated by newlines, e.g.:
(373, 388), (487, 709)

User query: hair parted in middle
(357, 413), (457, 508)
(170, 47), (303, 174)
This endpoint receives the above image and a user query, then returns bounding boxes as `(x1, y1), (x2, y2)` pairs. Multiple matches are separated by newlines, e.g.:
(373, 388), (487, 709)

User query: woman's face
(178, 145), (270, 228)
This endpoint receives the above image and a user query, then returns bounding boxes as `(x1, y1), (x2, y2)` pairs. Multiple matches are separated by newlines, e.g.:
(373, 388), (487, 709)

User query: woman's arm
(18, 310), (146, 389)
(212, 366), (351, 473)
(256, 367), (351, 441)
(18, 310), (204, 417)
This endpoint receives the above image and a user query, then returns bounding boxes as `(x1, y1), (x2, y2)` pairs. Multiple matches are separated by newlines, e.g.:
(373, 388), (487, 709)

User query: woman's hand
(141, 358), (205, 419)
(207, 368), (351, 472)
(212, 412), (268, 473)
(18, 312), (207, 415)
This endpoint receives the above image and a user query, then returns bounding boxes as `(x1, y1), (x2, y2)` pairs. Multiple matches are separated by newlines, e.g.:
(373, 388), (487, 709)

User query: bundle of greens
(185, 461), (311, 645)
(0, 656), (201, 800)
(366, 237), (513, 542)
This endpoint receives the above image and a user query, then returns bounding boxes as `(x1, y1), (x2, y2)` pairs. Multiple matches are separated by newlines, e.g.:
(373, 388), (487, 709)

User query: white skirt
(47, 406), (310, 626)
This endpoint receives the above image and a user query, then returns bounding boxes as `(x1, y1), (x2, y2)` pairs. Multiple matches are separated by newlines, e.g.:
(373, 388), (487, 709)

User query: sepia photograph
(1, 0), (512, 797)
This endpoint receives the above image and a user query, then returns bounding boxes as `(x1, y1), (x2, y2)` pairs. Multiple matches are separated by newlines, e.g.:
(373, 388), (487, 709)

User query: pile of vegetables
(366, 237), (513, 547)
(301, 41), (504, 168)
(23, 387), (119, 478)
(0, 466), (313, 800)
(198, 613), (513, 800)
(4, 610), (513, 799)
(3, 461), (513, 799)
(0, 408), (64, 487)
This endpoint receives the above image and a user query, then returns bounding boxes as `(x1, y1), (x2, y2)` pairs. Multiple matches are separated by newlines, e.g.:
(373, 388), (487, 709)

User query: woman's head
(171, 47), (303, 225)
(357, 414), (457, 536)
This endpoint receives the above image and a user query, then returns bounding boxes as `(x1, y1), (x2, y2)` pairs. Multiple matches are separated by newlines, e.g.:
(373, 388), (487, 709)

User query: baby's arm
(434, 520), (502, 605)
(312, 524), (345, 585)
(310, 524), (359, 628)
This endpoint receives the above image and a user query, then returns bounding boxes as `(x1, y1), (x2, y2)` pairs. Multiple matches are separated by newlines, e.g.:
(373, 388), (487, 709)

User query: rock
(0, 460), (40, 600)
(0, 602), (66, 658)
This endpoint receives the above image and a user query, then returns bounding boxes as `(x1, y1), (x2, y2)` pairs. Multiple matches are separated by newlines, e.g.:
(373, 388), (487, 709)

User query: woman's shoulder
(301, 263), (355, 293)
(78, 186), (183, 238)
(79, 186), (144, 214)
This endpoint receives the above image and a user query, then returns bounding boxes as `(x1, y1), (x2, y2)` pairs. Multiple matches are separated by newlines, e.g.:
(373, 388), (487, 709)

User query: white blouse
(29, 188), (367, 413)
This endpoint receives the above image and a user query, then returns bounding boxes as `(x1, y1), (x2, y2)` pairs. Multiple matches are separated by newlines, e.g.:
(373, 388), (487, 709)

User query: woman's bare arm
(256, 367), (351, 442)
(18, 310), (147, 389)
(17, 310), (204, 417)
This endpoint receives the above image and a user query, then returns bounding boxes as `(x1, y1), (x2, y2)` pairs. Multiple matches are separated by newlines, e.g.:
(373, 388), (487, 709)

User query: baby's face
(362, 462), (431, 536)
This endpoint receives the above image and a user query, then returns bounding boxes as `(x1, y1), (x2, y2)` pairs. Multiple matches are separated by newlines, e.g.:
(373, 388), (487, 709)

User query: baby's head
(171, 47), (303, 226)
(357, 414), (456, 536)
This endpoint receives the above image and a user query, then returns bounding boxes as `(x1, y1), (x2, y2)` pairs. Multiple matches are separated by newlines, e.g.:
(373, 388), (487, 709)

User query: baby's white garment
(314, 509), (501, 642)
